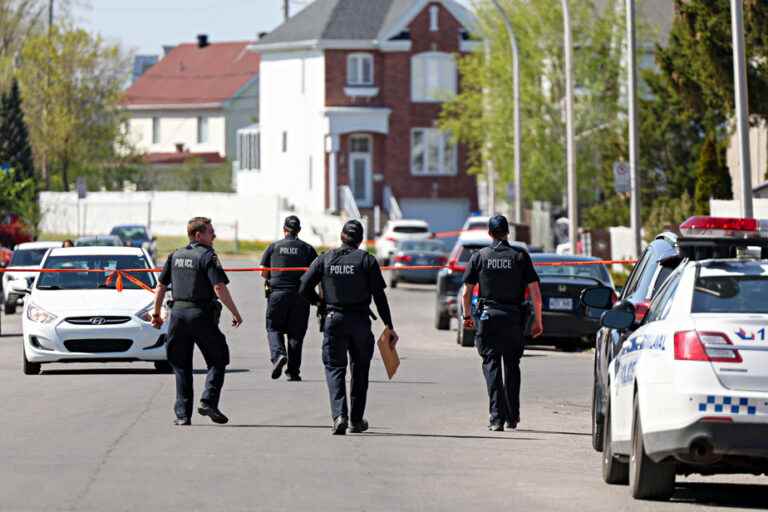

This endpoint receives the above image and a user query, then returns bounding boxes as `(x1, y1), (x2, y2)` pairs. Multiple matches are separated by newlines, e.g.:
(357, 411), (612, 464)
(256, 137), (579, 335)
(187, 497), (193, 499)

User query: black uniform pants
(322, 310), (375, 422)
(475, 307), (524, 424)
(266, 290), (310, 376)
(166, 307), (230, 419)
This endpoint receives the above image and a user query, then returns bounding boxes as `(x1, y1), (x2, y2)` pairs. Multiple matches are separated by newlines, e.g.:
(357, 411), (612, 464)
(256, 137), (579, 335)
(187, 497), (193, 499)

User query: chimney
(258, 31), (269, 40)
(197, 34), (209, 48)
(283, 0), (290, 20)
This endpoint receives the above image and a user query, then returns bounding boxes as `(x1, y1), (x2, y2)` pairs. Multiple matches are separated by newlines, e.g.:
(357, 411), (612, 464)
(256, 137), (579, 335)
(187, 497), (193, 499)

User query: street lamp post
(731, 0), (753, 218)
(490, 0), (522, 225)
(561, 0), (577, 254)
(484, 39), (496, 215)
(627, 0), (641, 258)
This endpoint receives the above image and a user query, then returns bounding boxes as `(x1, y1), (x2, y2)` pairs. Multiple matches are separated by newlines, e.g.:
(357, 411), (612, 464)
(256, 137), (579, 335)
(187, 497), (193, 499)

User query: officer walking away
(260, 216), (318, 381)
(299, 220), (399, 435)
(462, 215), (543, 432)
(151, 217), (243, 426)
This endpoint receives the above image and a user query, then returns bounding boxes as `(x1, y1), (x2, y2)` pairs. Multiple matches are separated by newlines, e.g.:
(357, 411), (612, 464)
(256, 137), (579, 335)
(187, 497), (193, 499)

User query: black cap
(284, 215), (301, 233)
(488, 214), (510, 235)
(342, 219), (364, 244)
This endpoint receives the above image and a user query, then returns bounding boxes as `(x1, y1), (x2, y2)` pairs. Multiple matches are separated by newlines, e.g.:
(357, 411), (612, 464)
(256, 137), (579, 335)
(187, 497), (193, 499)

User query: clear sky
(72, 0), (473, 56)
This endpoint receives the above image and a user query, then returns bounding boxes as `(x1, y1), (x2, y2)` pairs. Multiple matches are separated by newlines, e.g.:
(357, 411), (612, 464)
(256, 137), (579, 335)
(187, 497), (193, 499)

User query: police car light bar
(679, 216), (768, 239)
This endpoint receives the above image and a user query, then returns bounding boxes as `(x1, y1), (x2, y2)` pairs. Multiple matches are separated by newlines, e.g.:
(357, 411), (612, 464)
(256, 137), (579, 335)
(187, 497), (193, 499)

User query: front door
(349, 135), (373, 208)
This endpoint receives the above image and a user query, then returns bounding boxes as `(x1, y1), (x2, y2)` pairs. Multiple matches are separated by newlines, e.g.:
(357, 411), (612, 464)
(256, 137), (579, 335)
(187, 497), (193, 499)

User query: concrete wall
(127, 109), (227, 155)
(237, 50), (326, 213)
(727, 121), (767, 202)
(39, 191), (344, 247)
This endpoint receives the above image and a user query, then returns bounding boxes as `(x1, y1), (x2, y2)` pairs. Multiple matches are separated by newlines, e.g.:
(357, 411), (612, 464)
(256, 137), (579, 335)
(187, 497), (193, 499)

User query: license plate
(549, 298), (573, 311)
(414, 258), (427, 265)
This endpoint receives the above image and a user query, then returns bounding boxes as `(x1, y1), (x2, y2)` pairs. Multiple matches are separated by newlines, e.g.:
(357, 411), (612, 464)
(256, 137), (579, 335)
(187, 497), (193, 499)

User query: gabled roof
(253, 0), (475, 51)
(123, 41), (260, 108)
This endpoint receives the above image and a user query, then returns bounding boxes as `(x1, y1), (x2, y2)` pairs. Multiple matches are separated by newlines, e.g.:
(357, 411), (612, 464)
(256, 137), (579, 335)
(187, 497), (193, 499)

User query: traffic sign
(613, 161), (630, 194)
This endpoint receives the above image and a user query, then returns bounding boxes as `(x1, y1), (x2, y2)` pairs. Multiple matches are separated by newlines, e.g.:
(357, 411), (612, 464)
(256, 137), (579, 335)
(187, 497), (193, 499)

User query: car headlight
(136, 303), (166, 323)
(26, 302), (57, 324)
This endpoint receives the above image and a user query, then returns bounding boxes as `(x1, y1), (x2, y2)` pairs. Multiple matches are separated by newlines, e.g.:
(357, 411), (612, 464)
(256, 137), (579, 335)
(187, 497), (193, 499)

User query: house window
(197, 116), (209, 144)
(347, 53), (374, 86)
(411, 128), (457, 176)
(411, 52), (457, 102)
(282, 131), (288, 152)
(430, 5), (439, 31)
(151, 117), (160, 144)
(237, 131), (260, 171)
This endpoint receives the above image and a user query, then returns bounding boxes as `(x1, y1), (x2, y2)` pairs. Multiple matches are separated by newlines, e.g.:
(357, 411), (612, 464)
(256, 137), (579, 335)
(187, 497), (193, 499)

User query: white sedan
(585, 257), (768, 500)
(16, 246), (169, 375)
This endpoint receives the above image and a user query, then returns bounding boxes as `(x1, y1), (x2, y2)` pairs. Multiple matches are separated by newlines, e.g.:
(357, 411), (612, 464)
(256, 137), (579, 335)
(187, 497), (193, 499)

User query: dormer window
(429, 5), (439, 32)
(347, 53), (374, 86)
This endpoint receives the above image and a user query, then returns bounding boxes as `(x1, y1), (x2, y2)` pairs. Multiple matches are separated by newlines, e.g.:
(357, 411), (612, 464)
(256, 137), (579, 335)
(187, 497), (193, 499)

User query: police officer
(299, 220), (399, 435)
(260, 216), (318, 381)
(151, 217), (243, 426)
(462, 215), (543, 431)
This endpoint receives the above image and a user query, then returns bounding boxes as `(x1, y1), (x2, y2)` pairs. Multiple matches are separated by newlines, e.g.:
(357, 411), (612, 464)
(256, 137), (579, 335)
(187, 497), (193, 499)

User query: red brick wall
(324, 2), (477, 211)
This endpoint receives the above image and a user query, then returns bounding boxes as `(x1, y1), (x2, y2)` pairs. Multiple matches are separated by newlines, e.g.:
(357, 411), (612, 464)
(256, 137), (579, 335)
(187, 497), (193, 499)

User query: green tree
(694, 132), (732, 214)
(0, 167), (39, 236)
(643, 192), (695, 241)
(0, 78), (34, 181)
(17, 25), (131, 191)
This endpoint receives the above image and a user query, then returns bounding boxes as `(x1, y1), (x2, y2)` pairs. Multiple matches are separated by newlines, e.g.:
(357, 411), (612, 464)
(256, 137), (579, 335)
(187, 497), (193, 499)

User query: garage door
(399, 198), (470, 234)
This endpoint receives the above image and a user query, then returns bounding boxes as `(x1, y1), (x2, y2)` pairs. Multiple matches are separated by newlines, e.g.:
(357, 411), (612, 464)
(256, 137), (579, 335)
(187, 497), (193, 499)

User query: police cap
(488, 214), (510, 235)
(342, 219), (364, 245)
(284, 215), (301, 233)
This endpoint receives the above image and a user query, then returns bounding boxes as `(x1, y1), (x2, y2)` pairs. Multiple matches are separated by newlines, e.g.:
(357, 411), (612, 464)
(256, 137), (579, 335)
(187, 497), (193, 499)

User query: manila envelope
(377, 330), (400, 379)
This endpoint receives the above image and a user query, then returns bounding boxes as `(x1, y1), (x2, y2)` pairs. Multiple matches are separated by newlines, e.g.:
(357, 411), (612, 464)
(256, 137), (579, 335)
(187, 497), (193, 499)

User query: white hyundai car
(2, 241), (63, 314)
(585, 244), (768, 500)
(16, 246), (169, 375)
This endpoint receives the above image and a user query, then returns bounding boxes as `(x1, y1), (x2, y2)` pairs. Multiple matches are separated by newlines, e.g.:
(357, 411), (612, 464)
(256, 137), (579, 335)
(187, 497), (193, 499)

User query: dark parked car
(389, 239), (447, 288)
(110, 224), (157, 260)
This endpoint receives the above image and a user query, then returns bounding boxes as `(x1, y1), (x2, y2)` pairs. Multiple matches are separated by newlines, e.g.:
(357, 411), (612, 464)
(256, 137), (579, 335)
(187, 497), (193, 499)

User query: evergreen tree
(694, 132), (733, 214)
(0, 78), (34, 181)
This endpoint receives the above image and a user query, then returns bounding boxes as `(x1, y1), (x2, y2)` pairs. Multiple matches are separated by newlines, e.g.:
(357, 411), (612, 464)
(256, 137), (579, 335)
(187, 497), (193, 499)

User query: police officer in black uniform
(260, 216), (318, 381)
(152, 217), (243, 426)
(462, 215), (543, 431)
(299, 220), (399, 435)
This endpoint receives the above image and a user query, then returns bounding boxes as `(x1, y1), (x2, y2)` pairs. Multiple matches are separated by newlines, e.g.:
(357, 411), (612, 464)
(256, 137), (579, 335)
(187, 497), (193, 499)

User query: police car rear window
(692, 276), (768, 314)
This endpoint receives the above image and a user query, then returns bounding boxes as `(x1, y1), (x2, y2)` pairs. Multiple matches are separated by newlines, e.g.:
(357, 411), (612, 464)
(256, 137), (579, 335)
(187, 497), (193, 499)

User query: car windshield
(537, 262), (610, 284)
(393, 226), (428, 234)
(10, 248), (49, 267)
(399, 240), (445, 252)
(36, 255), (155, 290)
(111, 226), (148, 241)
(692, 275), (768, 314)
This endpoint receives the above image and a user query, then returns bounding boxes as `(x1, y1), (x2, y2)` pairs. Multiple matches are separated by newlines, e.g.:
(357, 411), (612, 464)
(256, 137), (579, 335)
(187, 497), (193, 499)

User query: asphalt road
(0, 264), (766, 511)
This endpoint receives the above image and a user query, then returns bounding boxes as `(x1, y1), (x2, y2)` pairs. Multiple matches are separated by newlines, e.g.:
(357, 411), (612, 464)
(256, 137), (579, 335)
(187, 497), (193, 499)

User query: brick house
(241, 0), (479, 233)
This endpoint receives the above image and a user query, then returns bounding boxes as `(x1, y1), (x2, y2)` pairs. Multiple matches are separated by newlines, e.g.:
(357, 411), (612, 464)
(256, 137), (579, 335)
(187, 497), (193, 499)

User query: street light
(731, 0), (753, 218)
(490, 0), (522, 225)
(626, 0), (641, 258)
(561, 0), (577, 254)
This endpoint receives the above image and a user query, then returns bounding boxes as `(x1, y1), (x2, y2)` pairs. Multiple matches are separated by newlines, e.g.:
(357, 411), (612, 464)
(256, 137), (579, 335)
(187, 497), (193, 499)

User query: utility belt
(171, 299), (223, 324)
(318, 303), (377, 333)
(477, 299), (533, 328)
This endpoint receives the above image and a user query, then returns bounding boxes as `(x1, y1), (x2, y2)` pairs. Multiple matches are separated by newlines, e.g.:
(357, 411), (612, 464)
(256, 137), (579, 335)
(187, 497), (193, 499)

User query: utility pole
(627, 0), (641, 258)
(490, 0), (522, 225)
(562, 0), (577, 255)
(283, 0), (290, 21)
(41, 0), (54, 190)
(731, 0), (753, 218)
(483, 39), (496, 215)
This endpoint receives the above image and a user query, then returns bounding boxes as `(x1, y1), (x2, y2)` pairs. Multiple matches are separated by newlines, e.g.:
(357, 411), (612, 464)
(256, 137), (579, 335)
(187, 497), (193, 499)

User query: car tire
(390, 278), (398, 289)
(592, 375), (605, 452)
(154, 361), (173, 373)
(457, 321), (475, 347)
(602, 394), (629, 485)
(4, 298), (16, 315)
(630, 394), (675, 500)
(435, 307), (450, 330)
(23, 350), (41, 375)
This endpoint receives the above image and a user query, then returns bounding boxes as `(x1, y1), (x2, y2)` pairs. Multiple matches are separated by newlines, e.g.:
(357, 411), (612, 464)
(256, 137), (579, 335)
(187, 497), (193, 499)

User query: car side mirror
(600, 309), (634, 330)
(580, 286), (614, 310)
(9, 278), (30, 295)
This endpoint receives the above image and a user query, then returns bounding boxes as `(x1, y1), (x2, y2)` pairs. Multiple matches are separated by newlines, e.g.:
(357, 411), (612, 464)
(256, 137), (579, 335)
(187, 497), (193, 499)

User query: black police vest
(477, 243), (527, 305)
(321, 248), (370, 308)
(170, 244), (216, 302)
(269, 237), (312, 290)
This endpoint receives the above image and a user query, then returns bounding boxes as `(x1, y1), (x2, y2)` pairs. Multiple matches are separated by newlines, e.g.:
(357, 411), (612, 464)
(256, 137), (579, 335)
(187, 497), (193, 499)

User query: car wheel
(390, 278), (398, 289)
(435, 306), (450, 330)
(602, 393), (629, 485)
(592, 376), (605, 452)
(154, 361), (173, 373)
(23, 350), (41, 375)
(630, 393), (675, 500)
(4, 298), (16, 315)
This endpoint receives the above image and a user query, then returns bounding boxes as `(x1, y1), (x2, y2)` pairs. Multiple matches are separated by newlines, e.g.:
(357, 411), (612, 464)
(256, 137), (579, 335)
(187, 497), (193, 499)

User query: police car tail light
(394, 255), (412, 263)
(634, 301), (650, 323)
(679, 216), (768, 238)
(674, 331), (742, 363)
(447, 258), (465, 273)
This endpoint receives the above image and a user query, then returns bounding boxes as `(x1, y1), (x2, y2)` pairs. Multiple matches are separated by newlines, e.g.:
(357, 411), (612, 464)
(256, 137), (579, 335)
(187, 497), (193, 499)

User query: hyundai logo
(89, 317), (107, 325)
(558, 285), (568, 293)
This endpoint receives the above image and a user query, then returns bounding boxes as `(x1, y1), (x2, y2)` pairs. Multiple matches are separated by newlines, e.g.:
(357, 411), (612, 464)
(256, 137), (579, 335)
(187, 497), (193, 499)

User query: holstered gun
(264, 280), (272, 299)
(317, 302), (327, 333)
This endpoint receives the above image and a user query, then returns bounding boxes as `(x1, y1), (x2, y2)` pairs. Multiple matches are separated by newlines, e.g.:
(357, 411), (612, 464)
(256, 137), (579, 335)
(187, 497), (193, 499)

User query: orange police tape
(0, 259), (638, 294)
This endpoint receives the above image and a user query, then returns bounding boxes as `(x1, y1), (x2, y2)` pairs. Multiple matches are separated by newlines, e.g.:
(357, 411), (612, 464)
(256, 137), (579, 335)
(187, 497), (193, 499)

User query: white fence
(39, 192), (344, 247)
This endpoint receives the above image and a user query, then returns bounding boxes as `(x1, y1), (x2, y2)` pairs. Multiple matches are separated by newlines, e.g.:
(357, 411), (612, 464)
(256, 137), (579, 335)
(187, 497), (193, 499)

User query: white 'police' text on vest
(329, 264), (356, 275)
(175, 258), (194, 269)
(279, 247), (299, 255)
(486, 259), (512, 270)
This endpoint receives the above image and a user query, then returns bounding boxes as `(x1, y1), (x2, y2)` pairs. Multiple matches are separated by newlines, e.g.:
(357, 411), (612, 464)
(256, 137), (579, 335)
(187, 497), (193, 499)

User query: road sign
(76, 176), (87, 199)
(613, 161), (630, 194)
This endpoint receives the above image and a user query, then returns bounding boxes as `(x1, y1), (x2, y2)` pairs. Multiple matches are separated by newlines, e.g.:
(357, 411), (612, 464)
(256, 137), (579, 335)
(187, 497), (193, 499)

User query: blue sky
(73, 0), (474, 56)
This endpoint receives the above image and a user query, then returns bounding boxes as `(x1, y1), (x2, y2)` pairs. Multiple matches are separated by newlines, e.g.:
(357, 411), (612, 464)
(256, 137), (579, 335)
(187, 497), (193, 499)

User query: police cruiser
(582, 217), (768, 500)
